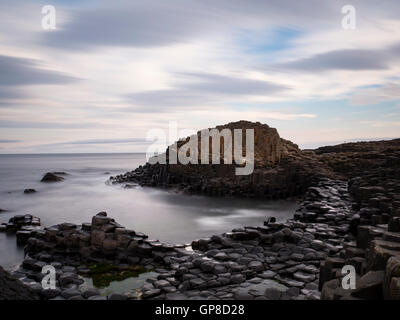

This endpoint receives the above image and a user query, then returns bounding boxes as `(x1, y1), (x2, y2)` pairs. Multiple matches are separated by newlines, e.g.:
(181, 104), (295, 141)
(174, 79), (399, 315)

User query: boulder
(368, 240), (400, 270)
(352, 270), (384, 300)
(41, 172), (64, 183)
(384, 256), (400, 299)
(23, 189), (37, 194)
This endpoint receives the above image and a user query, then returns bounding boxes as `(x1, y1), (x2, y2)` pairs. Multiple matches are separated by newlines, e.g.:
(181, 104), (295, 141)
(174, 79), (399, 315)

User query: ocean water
(0, 153), (298, 270)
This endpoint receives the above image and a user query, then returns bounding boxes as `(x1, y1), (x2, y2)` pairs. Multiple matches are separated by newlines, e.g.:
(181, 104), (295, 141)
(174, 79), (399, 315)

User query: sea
(0, 153), (298, 271)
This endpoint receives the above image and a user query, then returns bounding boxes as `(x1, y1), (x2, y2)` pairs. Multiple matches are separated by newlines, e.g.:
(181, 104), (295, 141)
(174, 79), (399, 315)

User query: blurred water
(0, 153), (297, 270)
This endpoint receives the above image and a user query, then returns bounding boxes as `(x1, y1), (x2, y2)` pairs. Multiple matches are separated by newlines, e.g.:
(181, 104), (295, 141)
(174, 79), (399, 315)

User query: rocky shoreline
(2, 173), (399, 300)
(1, 122), (399, 300)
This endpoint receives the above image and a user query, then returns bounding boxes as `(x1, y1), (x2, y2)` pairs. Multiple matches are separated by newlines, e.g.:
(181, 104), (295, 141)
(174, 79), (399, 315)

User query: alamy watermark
(146, 121), (254, 176)
(41, 5), (56, 30)
(341, 5), (356, 30)
(341, 265), (356, 289)
(41, 265), (56, 290)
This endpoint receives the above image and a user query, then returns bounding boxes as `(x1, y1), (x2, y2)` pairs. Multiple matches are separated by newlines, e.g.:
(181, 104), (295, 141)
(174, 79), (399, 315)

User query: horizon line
(0, 136), (399, 156)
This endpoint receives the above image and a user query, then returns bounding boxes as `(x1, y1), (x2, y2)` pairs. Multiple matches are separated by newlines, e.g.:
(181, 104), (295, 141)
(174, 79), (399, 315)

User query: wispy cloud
(125, 72), (289, 111)
(0, 0), (399, 152)
(351, 82), (400, 105)
(0, 55), (78, 86)
(361, 120), (400, 127)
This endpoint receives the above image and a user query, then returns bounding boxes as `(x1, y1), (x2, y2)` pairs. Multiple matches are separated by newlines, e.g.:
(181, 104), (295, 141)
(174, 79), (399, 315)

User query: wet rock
(108, 293), (128, 300)
(41, 172), (64, 183)
(248, 261), (264, 272)
(59, 272), (78, 287)
(231, 274), (246, 284)
(61, 288), (81, 299)
(82, 288), (100, 299)
(24, 189), (37, 194)
(88, 295), (107, 300)
(41, 288), (61, 299)
(142, 289), (161, 299)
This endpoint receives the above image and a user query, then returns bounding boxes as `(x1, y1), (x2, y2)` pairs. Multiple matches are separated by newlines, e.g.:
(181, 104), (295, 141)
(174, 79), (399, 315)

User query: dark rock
(352, 271), (384, 300)
(88, 295), (107, 300)
(41, 288), (61, 299)
(23, 189), (37, 194)
(61, 288), (82, 299)
(82, 288), (100, 299)
(108, 293), (128, 300)
(41, 172), (64, 183)
(0, 266), (40, 300)
(110, 121), (334, 200)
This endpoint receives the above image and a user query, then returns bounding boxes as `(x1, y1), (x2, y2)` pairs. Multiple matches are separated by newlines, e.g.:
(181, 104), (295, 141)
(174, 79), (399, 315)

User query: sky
(0, 0), (399, 153)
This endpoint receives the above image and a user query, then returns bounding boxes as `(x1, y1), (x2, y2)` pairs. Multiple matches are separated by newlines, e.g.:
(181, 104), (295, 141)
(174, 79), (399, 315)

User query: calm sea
(0, 153), (297, 270)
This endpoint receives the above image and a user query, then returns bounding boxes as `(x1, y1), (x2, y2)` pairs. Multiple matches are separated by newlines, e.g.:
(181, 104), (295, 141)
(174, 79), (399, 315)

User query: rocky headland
(1, 121), (399, 300)
(111, 121), (334, 199)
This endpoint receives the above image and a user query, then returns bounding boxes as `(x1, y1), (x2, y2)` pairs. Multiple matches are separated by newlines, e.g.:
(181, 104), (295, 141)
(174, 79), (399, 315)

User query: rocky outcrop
(314, 139), (400, 180)
(41, 172), (65, 183)
(111, 121), (334, 199)
(0, 266), (40, 300)
(0, 215), (41, 244)
(317, 139), (400, 300)
(24, 189), (37, 194)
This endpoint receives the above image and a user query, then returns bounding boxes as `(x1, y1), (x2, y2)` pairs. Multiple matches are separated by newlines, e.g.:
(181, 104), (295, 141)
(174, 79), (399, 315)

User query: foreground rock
(5, 170), (400, 300)
(8, 179), (353, 300)
(0, 266), (40, 300)
(318, 139), (400, 300)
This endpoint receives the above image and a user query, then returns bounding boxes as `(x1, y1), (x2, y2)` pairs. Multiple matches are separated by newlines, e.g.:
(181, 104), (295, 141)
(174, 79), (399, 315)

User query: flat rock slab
(352, 270), (384, 300)
(234, 279), (289, 300)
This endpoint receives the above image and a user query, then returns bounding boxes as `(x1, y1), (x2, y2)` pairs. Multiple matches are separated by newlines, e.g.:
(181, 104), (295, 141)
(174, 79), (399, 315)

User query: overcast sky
(0, 0), (399, 153)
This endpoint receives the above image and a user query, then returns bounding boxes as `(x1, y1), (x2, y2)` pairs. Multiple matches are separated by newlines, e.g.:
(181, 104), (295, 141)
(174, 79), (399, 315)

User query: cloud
(179, 72), (288, 95)
(0, 86), (27, 101)
(271, 42), (400, 72)
(0, 120), (101, 129)
(125, 72), (288, 111)
(274, 49), (387, 72)
(40, 0), (338, 50)
(1, 0), (400, 153)
(62, 138), (148, 145)
(361, 120), (400, 127)
(351, 83), (400, 105)
(41, 1), (217, 49)
(0, 55), (77, 86)
(28, 138), (150, 150)
(0, 54), (79, 105)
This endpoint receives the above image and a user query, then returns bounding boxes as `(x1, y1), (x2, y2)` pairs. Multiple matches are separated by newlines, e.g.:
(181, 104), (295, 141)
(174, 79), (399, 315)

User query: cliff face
(112, 121), (334, 199)
(113, 122), (400, 200)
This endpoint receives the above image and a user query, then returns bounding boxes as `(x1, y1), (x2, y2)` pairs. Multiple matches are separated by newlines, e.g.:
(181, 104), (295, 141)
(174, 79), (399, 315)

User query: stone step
(368, 239), (400, 270)
(383, 232), (400, 243)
